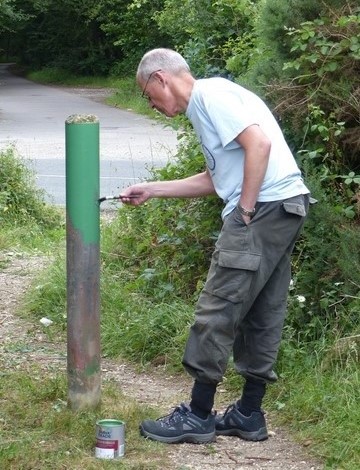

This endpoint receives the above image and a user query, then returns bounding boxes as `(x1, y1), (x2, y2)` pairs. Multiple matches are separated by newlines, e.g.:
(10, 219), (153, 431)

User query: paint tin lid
(96, 419), (125, 427)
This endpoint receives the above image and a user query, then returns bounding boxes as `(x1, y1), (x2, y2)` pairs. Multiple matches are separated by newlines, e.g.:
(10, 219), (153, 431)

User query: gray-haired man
(121, 48), (309, 444)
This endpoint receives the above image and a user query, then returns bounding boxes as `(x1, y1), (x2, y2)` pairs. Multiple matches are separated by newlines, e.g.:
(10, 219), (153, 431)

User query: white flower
(296, 295), (306, 303)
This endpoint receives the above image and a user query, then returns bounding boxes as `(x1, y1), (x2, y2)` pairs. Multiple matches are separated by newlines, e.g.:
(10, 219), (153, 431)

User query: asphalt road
(0, 64), (178, 206)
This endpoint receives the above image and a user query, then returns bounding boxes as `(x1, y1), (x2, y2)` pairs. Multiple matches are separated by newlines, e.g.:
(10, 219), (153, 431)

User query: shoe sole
(140, 426), (216, 444)
(216, 427), (268, 441)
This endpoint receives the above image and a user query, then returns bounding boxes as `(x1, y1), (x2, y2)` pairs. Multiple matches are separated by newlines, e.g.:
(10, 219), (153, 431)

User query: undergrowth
(0, 146), (64, 253)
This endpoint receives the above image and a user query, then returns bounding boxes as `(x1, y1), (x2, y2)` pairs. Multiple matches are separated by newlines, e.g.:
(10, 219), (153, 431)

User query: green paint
(84, 357), (101, 376)
(66, 116), (100, 244)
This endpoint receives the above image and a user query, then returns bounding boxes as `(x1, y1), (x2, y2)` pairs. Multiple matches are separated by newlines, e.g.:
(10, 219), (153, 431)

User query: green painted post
(65, 114), (101, 410)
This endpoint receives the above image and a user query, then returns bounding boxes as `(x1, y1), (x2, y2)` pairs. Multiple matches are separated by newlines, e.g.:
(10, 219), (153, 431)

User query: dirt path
(0, 253), (323, 469)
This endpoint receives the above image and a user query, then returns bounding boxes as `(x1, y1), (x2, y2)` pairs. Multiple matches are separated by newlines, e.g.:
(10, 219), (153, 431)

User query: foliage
(22, 0), (117, 75)
(0, 146), (61, 228)
(154, 0), (258, 77)
(3, 0), (171, 75)
(0, 0), (29, 35)
(238, 0), (346, 88)
(102, 124), (222, 302)
(272, 3), (360, 169)
(99, 0), (172, 76)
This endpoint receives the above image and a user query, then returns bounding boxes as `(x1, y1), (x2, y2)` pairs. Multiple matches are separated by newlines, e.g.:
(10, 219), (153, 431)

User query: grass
(266, 356), (360, 469)
(0, 364), (170, 469)
(0, 146), (65, 256)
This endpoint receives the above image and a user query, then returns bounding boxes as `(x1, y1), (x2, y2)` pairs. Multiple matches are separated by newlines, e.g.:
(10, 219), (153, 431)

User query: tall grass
(0, 365), (169, 469)
(267, 343), (360, 469)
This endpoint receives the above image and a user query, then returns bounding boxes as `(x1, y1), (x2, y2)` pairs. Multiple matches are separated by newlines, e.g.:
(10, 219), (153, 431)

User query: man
(120, 48), (310, 444)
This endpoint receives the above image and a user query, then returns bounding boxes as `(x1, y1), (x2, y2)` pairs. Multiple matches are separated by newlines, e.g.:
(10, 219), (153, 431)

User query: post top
(66, 114), (99, 124)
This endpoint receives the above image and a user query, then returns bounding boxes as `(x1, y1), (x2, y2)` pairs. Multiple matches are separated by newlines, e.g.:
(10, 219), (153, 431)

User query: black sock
(236, 378), (266, 416)
(190, 381), (217, 419)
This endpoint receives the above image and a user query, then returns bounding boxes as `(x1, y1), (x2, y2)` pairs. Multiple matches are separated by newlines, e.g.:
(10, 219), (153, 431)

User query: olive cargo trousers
(182, 194), (309, 385)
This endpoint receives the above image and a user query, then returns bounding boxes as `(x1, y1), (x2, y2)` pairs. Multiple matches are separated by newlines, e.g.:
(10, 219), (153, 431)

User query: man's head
(137, 48), (194, 117)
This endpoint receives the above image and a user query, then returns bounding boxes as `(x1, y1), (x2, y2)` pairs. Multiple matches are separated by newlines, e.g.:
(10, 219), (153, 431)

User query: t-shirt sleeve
(204, 90), (259, 149)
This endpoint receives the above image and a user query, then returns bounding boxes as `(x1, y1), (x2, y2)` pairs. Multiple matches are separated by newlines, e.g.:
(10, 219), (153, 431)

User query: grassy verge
(24, 196), (360, 469)
(0, 146), (170, 469)
(24, 215), (360, 470)
(271, 364), (360, 468)
(0, 364), (169, 469)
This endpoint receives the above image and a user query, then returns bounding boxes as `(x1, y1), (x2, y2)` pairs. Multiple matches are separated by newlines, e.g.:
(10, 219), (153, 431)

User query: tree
(0, 0), (30, 58)
(98, 0), (172, 75)
(154, 0), (258, 77)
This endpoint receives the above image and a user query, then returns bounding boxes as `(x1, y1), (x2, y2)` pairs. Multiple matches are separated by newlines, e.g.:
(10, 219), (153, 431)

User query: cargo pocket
(206, 250), (261, 303)
(282, 196), (307, 217)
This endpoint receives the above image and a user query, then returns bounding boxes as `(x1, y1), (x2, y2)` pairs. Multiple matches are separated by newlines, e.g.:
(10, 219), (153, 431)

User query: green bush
(282, 162), (360, 346)
(0, 146), (61, 228)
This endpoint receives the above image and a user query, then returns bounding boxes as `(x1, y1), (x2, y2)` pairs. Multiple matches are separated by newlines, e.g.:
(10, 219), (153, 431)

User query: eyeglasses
(141, 69), (161, 99)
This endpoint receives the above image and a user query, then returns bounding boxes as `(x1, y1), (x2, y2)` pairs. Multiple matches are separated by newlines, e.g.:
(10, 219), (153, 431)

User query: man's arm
(120, 169), (216, 205)
(235, 124), (271, 223)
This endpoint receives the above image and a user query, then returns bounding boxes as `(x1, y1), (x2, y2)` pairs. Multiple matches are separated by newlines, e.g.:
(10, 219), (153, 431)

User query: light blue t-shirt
(186, 77), (309, 218)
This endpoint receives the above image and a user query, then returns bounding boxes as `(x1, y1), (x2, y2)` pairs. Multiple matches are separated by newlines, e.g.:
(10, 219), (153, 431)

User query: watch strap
(238, 205), (256, 218)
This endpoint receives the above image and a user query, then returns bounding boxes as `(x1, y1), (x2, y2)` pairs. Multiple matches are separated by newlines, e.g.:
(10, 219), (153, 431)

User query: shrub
(0, 146), (61, 228)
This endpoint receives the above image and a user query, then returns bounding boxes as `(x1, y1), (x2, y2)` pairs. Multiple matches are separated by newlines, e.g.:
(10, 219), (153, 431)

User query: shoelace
(222, 403), (237, 417)
(157, 404), (188, 425)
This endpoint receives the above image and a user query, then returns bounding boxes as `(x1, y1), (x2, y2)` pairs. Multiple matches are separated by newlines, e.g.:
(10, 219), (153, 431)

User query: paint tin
(95, 419), (125, 459)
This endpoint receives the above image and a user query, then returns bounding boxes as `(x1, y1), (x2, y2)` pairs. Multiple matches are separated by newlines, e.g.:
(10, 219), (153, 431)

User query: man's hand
(241, 214), (252, 225)
(119, 183), (152, 205)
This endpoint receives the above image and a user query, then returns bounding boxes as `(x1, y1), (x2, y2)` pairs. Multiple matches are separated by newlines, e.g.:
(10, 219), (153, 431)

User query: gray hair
(137, 48), (190, 81)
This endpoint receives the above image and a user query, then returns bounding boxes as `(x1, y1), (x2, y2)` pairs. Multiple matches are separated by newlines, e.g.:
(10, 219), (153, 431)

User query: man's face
(139, 70), (180, 118)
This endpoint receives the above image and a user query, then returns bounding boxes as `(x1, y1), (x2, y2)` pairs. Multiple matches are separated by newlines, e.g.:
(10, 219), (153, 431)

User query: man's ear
(154, 70), (166, 85)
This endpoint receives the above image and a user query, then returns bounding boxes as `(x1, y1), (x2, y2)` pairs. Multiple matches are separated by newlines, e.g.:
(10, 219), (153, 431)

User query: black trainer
(140, 403), (216, 444)
(215, 404), (268, 441)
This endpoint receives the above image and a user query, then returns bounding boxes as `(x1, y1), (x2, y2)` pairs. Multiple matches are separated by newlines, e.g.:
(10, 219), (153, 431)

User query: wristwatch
(238, 205), (256, 218)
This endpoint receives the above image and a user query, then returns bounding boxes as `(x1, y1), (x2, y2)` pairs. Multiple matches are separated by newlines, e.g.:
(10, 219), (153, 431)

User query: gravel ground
(0, 251), (324, 469)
